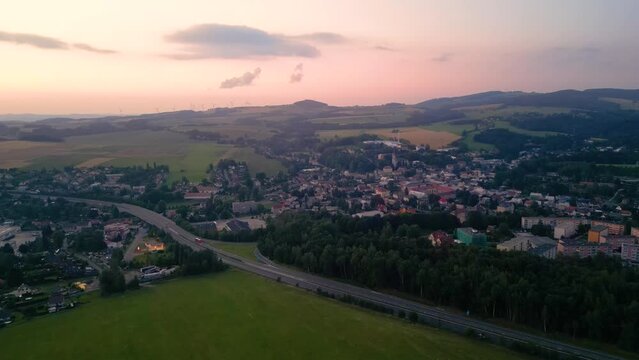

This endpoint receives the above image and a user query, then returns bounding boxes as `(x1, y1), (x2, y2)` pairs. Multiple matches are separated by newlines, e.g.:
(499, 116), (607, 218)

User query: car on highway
(195, 237), (203, 244)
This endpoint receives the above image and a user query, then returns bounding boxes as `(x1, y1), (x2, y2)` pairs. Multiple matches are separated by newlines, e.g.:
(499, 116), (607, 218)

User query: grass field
(0, 270), (529, 360)
(455, 105), (573, 119)
(317, 127), (460, 149)
(309, 113), (411, 125)
(215, 242), (258, 260)
(602, 97), (639, 110)
(0, 130), (284, 183)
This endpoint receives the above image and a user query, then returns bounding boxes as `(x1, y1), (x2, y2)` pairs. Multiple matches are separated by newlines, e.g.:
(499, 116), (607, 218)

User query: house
(429, 230), (454, 247)
(588, 225), (609, 243)
(223, 219), (251, 233)
(48, 292), (67, 313)
(496, 202), (514, 214)
(497, 233), (557, 259)
(9, 284), (39, 299)
(232, 201), (258, 215)
(455, 228), (487, 246)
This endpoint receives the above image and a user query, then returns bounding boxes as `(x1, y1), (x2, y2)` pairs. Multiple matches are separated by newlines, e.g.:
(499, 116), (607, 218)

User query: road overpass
(44, 196), (623, 360)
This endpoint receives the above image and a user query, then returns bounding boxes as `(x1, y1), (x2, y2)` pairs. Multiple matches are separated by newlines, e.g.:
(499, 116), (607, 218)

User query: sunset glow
(2, 0), (638, 113)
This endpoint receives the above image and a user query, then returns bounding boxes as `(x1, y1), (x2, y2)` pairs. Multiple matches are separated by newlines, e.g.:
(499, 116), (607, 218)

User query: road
(50, 196), (623, 360)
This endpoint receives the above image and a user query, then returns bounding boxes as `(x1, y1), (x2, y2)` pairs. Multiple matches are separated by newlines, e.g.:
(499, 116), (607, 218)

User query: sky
(1, 0), (638, 114)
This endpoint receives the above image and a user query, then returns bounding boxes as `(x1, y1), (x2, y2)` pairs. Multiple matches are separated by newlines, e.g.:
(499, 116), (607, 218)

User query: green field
(0, 270), (529, 360)
(215, 242), (258, 260)
(0, 130), (284, 183)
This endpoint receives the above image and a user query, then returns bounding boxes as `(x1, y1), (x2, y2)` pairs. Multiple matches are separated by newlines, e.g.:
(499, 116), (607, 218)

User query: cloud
(73, 43), (117, 54)
(432, 53), (453, 62)
(166, 24), (321, 59)
(293, 32), (348, 44)
(373, 45), (395, 51)
(220, 68), (261, 89)
(0, 30), (116, 54)
(0, 31), (68, 49)
(290, 63), (304, 83)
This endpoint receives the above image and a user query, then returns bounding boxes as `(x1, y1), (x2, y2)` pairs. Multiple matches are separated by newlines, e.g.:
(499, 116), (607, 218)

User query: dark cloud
(290, 63), (304, 83)
(220, 68), (262, 89)
(165, 24), (321, 59)
(293, 32), (348, 44)
(0, 30), (116, 54)
(432, 53), (453, 62)
(73, 43), (117, 54)
(0, 31), (68, 49)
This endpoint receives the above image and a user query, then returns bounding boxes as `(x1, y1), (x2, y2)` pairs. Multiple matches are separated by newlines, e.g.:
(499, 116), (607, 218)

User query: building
(223, 219), (251, 233)
(621, 243), (639, 263)
(191, 221), (217, 233)
(554, 222), (577, 240)
(521, 217), (588, 231)
(455, 228), (487, 246)
(591, 220), (625, 236)
(104, 222), (130, 242)
(0, 225), (18, 241)
(352, 210), (384, 218)
(602, 235), (637, 251)
(47, 292), (67, 313)
(558, 239), (612, 258)
(631, 227), (639, 238)
(496, 202), (514, 214)
(588, 225), (609, 243)
(232, 201), (258, 215)
(497, 233), (557, 259)
(428, 230), (454, 247)
(184, 192), (211, 201)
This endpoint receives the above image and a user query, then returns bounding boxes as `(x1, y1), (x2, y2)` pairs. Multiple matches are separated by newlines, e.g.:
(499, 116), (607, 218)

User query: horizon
(2, 86), (639, 118)
(2, 0), (639, 114)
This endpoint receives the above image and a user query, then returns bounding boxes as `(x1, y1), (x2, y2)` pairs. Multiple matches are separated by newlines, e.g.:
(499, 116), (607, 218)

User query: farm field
(0, 130), (284, 183)
(317, 127), (460, 149)
(0, 270), (529, 360)
(454, 104), (573, 119)
(309, 112), (411, 125)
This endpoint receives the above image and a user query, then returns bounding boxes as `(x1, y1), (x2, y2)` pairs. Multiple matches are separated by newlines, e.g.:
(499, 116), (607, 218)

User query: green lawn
(215, 242), (258, 260)
(0, 270), (529, 360)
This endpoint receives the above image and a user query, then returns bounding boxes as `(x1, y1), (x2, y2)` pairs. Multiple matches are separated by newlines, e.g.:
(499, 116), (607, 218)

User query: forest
(257, 212), (639, 351)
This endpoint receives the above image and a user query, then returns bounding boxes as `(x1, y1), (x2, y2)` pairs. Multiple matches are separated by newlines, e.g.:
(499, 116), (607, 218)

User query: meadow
(0, 130), (284, 182)
(317, 127), (460, 149)
(0, 270), (530, 360)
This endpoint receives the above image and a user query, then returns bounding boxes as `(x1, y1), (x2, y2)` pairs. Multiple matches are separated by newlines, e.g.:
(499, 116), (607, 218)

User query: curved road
(64, 197), (621, 360)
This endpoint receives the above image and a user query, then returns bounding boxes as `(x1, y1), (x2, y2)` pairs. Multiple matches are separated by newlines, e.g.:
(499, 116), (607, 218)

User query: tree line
(257, 212), (639, 351)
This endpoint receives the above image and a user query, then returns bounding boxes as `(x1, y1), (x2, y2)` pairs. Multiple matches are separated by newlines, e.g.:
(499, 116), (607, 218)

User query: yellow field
(76, 157), (115, 168)
(317, 127), (459, 148)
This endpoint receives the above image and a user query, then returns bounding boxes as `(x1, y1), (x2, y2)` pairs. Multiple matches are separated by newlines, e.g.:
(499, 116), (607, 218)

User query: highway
(58, 197), (621, 360)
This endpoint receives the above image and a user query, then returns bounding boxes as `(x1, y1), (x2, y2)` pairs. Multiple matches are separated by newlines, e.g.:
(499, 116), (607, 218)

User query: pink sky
(1, 0), (638, 114)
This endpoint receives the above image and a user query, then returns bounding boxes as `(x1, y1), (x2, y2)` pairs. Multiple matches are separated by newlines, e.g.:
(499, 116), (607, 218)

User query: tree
(100, 268), (126, 296)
